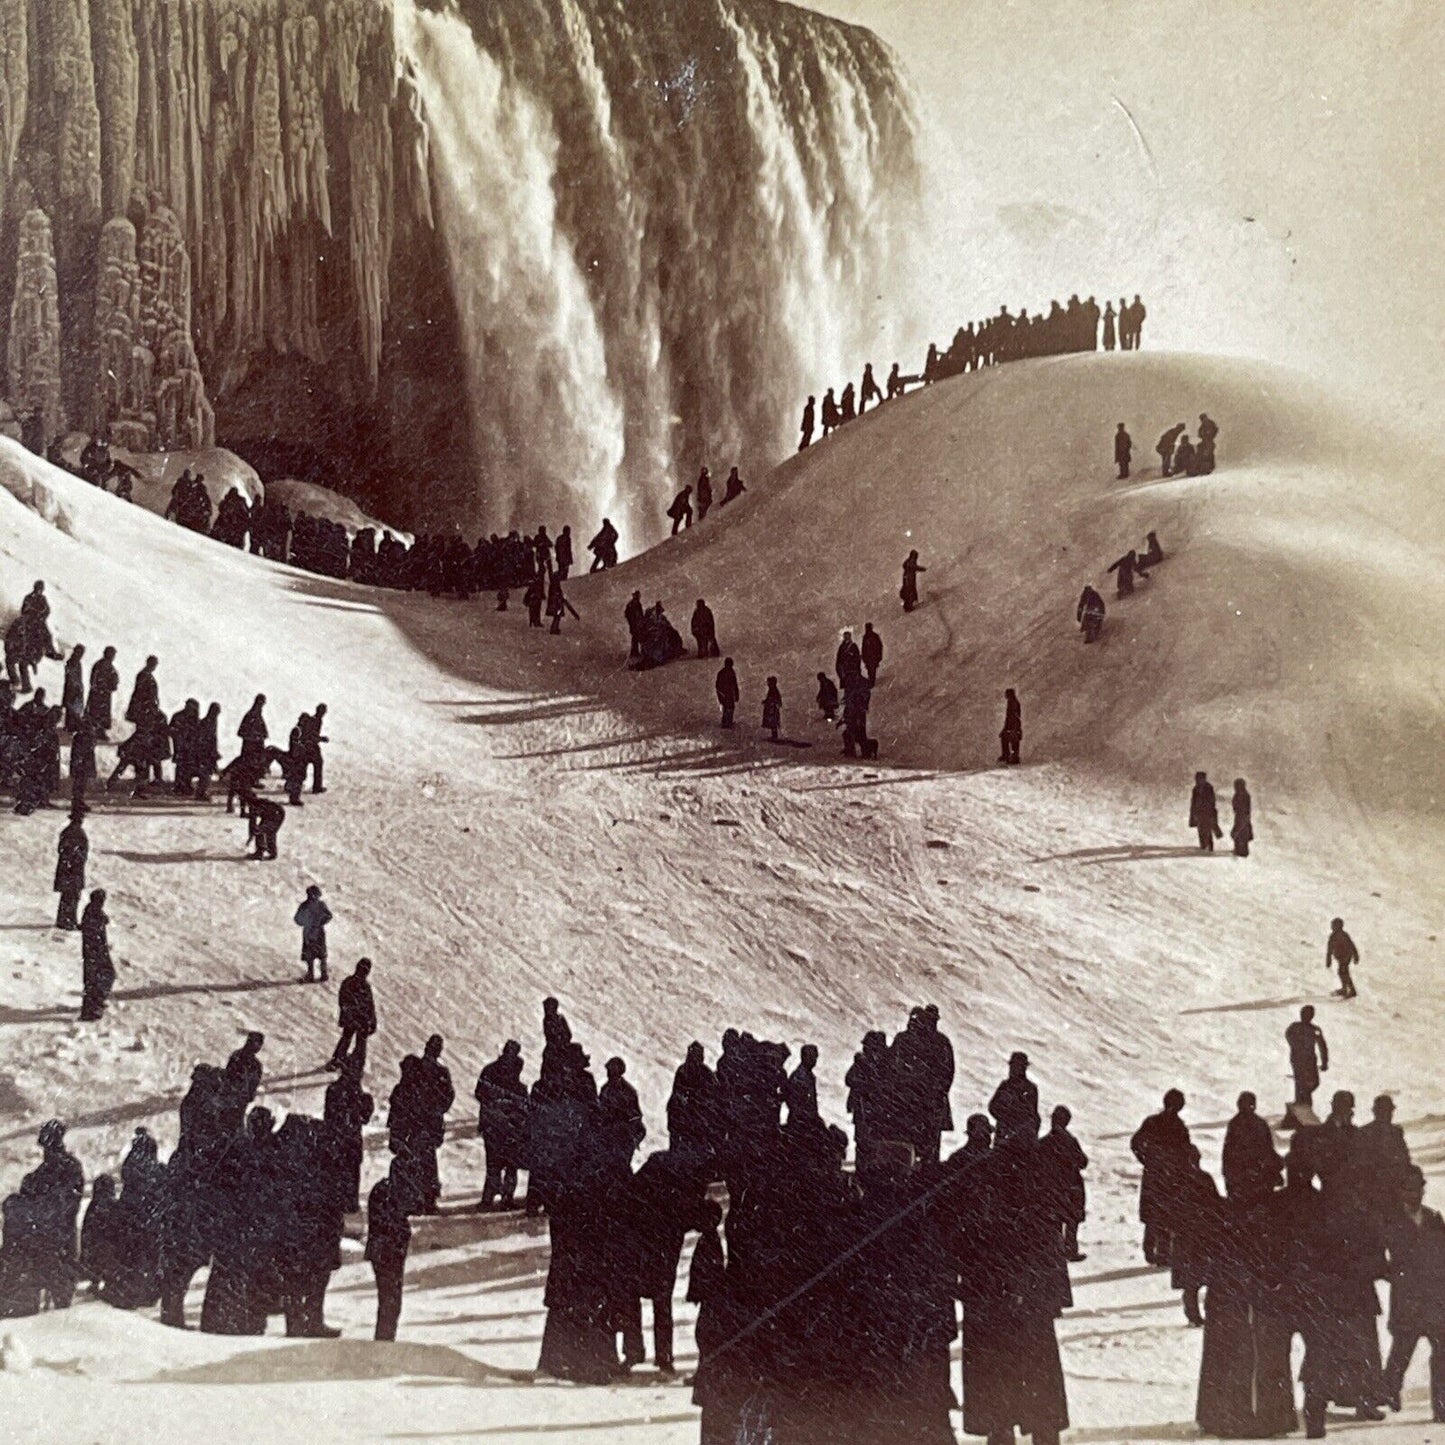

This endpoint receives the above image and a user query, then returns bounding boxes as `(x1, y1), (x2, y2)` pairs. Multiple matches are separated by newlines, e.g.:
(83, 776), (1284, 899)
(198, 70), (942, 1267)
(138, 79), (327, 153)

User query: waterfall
(394, 0), (935, 550)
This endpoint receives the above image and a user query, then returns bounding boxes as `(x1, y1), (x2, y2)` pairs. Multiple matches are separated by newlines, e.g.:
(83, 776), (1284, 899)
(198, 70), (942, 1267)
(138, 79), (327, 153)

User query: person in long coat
(900, 550), (926, 612)
(475, 1041), (528, 1210)
(1039, 1105), (1089, 1261)
(124, 656), (159, 728)
(1230, 778), (1253, 857)
(53, 807), (88, 930)
(85, 647), (119, 737)
(1130, 1089), (1193, 1265)
(79, 889), (114, 1020)
(61, 646), (86, 733)
(1190, 771), (1222, 851)
(957, 1127), (1071, 1444)
(1195, 1182), (1299, 1437)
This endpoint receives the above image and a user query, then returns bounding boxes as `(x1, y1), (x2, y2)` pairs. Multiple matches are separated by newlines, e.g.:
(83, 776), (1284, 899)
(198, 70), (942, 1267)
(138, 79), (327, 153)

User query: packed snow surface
(0, 353), (1442, 1443)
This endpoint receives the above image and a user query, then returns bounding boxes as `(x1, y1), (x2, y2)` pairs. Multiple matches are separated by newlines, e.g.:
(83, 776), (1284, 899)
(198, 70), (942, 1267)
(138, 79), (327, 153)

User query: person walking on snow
(861, 623), (883, 684)
(1189, 771), (1222, 851)
(762, 678), (783, 742)
(1327, 917), (1359, 999)
(1114, 422), (1132, 479)
(900, 550), (926, 612)
(999, 689), (1022, 765)
(329, 958), (377, 1071)
(715, 659), (740, 730)
(666, 485), (693, 535)
(1286, 1006), (1328, 1110)
(294, 885), (333, 983)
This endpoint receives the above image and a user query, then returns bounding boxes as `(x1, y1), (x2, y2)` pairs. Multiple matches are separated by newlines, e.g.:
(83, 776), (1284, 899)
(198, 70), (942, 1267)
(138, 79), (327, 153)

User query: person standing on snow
(1326, 917), (1360, 999)
(715, 659), (740, 730)
(1189, 771), (1222, 851)
(294, 885), (333, 983)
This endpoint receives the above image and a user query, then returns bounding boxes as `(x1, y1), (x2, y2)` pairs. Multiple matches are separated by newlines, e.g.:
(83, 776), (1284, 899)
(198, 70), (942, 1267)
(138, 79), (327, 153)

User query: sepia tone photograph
(0, 0), (1441, 1441)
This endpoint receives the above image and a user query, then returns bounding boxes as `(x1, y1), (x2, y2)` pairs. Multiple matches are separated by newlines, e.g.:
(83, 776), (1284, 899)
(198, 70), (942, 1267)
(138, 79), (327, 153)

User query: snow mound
(549, 352), (1445, 818)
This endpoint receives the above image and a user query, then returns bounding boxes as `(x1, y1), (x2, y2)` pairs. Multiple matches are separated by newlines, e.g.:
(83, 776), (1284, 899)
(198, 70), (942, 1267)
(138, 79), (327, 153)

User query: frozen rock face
(6, 209), (63, 447)
(0, 0), (930, 542)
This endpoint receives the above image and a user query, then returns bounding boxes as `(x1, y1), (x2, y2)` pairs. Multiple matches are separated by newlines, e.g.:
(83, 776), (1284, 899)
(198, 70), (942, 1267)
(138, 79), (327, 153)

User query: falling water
(394, 0), (936, 550)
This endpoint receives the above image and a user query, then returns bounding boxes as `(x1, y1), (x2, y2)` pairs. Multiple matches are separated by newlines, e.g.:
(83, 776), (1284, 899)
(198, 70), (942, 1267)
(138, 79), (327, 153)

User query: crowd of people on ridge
(800, 294), (1148, 447)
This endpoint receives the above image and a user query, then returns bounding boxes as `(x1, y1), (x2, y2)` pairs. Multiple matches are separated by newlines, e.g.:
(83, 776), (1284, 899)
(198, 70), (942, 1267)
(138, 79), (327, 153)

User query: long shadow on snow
(276, 573), (927, 786)
(1178, 995), (1313, 1016)
(0, 1090), (183, 1141)
(1030, 844), (1233, 865)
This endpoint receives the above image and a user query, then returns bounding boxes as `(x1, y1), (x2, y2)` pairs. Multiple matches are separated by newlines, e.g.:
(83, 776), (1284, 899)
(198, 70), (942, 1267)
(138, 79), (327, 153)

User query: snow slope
(0, 353), (1442, 1443)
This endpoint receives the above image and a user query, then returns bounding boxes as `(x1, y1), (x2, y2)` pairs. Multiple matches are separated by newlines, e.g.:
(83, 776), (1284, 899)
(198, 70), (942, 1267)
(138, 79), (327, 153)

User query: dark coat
(86, 659), (119, 728)
(54, 821), (88, 893)
(1189, 780), (1220, 833)
(1387, 1206), (1445, 1333)
(715, 665), (739, 706)
(338, 974), (376, 1035)
(125, 669), (158, 724)
(1130, 1109), (1193, 1225)
(861, 629), (883, 672)
(475, 1055), (529, 1168)
(365, 1176), (411, 1269)
(1221, 1110), (1281, 1201)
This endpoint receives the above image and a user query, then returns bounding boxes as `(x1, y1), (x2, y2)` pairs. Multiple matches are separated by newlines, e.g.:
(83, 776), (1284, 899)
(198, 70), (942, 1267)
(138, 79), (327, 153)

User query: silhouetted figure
(53, 807), (88, 930)
(1327, 917), (1359, 999)
(886, 362), (904, 399)
(1222, 1092), (1282, 1201)
(524, 575), (545, 628)
(1157, 422), (1185, 476)
(761, 677), (782, 742)
(836, 630), (863, 687)
(667, 485), (693, 535)
(1102, 302), (1117, 351)
(720, 467), (746, 505)
(840, 382), (857, 421)
(1076, 584), (1105, 643)
(237, 694), (268, 771)
(5, 1120), (84, 1312)
(79, 1174), (120, 1296)
(815, 673), (838, 722)
(1139, 529), (1164, 569)
(329, 958), (376, 1071)
(1230, 779), (1253, 857)
(1131, 1089), (1192, 1265)
(1107, 548), (1140, 597)
(693, 467), (713, 523)
(79, 889), (114, 1020)
(1360, 1096), (1413, 1221)
(615, 1152), (699, 1375)
(999, 688), (1022, 765)
(1129, 295), (1147, 349)
(297, 704), (328, 794)
(588, 519), (619, 572)
(690, 600), (719, 658)
(821, 387), (839, 437)
(555, 526), (573, 580)
(366, 1162), (411, 1340)
(61, 646), (85, 733)
(860, 363), (882, 412)
(1189, 771), (1221, 851)
(900, 550), (926, 612)
(546, 575), (578, 634)
(989, 1051), (1041, 1146)
(69, 719), (97, 802)
(221, 1033), (265, 1137)
(624, 590), (645, 660)
(599, 1057), (646, 1173)
(294, 885), (332, 983)
(1175, 433), (1198, 477)
(1197, 413), (1219, 474)
(666, 1042), (720, 1165)
(389, 1035), (453, 1214)
(799, 396), (816, 450)
(1040, 1104), (1089, 1260)
(475, 1042), (528, 1210)
(124, 655), (160, 731)
(242, 790), (284, 860)
(1383, 1166), (1445, 1422)
(860, 622), (883, 684)
(783, 1044), (821, 1130)
(893, 1004), (954, 1163)
(715, 658), (739, 730)
(1114, 422), (1131, 478)
(841, 674), (875, 759)
(86, 647), (119, 737)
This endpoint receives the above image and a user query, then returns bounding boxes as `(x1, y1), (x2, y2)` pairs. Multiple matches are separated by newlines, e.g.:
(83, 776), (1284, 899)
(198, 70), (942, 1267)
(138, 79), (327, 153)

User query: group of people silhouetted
(1131, 1077), (1441, 1436)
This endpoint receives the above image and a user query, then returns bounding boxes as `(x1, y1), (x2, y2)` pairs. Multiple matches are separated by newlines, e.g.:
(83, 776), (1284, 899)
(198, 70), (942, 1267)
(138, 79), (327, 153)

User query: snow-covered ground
(0, 353), (1442, 1442)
